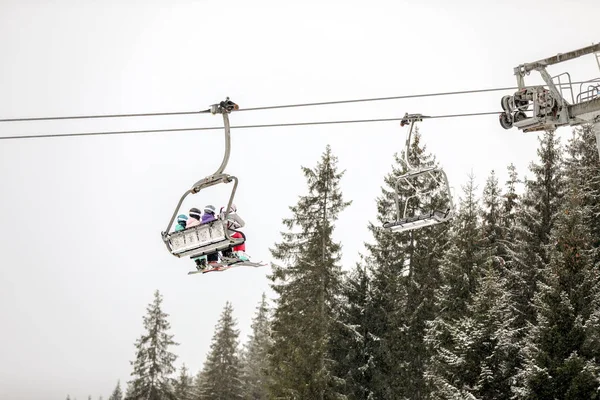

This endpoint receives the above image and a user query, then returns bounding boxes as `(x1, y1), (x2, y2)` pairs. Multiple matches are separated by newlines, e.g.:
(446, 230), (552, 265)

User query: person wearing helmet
(219, 203), (245, 231)
(185, 207), (209, 270)
(220, 203), (249, 261)
(175, 214), (188, 232)
(200, 205), (220, 266)
(201, 204), (217, 224)
(187, 207), (202, 228)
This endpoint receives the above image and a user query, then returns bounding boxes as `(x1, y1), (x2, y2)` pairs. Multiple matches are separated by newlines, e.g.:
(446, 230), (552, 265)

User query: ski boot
(194, 256), (208, 271)
(234, 251), (250, 261)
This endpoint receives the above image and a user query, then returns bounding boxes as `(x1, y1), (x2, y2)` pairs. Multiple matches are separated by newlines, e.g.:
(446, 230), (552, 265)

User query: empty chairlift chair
(383, 113), (455, 233)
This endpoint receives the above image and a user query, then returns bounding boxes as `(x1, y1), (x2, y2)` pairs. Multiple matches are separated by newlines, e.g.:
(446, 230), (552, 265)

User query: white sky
(0, 1), (598, 399)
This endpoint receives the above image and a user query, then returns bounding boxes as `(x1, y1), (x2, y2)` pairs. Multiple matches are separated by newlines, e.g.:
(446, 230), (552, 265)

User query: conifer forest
(72, 124), (600, 400)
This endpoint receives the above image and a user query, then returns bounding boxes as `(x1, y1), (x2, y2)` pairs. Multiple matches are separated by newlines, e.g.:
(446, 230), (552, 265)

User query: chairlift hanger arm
(207, 98), (238, 178)
(400, 113), (430, 171)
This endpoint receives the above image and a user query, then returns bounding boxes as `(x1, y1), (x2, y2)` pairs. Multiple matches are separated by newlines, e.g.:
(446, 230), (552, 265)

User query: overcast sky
(0, 1), (598, 399)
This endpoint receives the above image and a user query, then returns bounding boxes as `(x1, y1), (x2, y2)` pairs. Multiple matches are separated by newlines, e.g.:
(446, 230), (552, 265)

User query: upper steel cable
(0, 111), (499, 141)
(3, 82), (586, 123)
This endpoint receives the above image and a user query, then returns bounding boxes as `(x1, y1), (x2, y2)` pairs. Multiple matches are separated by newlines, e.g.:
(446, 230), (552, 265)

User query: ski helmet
(177, 214), (188, 224)
(204, 204), (216, 214)
(189, 208), (201, 220)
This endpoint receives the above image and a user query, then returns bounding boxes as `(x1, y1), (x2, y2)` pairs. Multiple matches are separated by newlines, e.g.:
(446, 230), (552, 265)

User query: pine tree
(173, 364), (194, 400)
(481, 170), (504, 259)
(427, 259), (521, 400)
(565, 124), (600, 260)
(502, 163), (520, 236)
(330, 262), (374, 400)
(425, 173), (486, 399)
(498, 163), (525, 316)
(514, 172), (600, 399)
(198, 301), (243, 400)
(510, 130), (565, 325)
(241, 293), (272, 400)
(108, 381), (123, 400)
(364, 128), (450, 399)
(124, 383), (134, 400)
(466, 262), (521, 399)
(268, 145), (350, 399)
(193, 369), (207, 400)
(126, 290), (178, 400)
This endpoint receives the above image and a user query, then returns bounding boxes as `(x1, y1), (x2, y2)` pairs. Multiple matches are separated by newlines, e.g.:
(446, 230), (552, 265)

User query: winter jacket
(201, 213), (216, 225)
(175, 223), (186, 232)
(186, 217), (201, 229)
(223, 212), (245, 230)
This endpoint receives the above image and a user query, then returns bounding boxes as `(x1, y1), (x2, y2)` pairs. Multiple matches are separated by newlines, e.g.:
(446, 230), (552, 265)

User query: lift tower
(499, 43), (600, 156)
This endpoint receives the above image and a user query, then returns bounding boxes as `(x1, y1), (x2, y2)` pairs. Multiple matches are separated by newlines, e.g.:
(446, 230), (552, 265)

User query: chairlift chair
(383, 113), (455, 233)
(161, 98), (245, 259)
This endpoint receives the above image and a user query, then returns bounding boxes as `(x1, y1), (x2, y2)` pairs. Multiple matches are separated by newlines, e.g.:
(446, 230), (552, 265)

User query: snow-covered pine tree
(565, 124), (600, 260)
(241, 293), (272, 400)
(424, 173), (486, 399)
(498, 163), (524, 307)
(365, 128), (450, 399)
(481, 170), (504, 260)
(501, 163), (520, 237)
(268, 145), (350, 399)
(126, 290), (178, 400)
(466, 261), (521, 400)
(514, 158), (599, 399)
(330, 262), (375, 400)
(198, 301), (243, 400)
(420, 170), (520, 399)
(192, 369), (206, 400)
(173, 364), (194, 400)
(430, 258), (520, 400)
(107, 381), (123, 400)
(509, 130), (565, 326)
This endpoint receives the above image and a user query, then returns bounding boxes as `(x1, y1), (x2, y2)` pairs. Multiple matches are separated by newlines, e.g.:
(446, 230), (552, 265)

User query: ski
(188, 263), (230, 275)
(187, 259), (267, 275)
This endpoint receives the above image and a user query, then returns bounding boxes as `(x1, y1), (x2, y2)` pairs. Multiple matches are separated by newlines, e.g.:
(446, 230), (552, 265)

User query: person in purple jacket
(201, 205), (220, 266)
(201, 204), (217, 224)
(192, 205), (219, 270)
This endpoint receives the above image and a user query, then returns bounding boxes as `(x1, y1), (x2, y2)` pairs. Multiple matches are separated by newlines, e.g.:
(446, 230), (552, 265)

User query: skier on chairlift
(220, 204), (249, 261)
(199, 205), (220, 268)
(201, 204), (217, 224)
(185, 207), (209, 270)
(161, 98), (266, 274)
(174, 214), (188, 232)
(186, 208), (202, 228)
